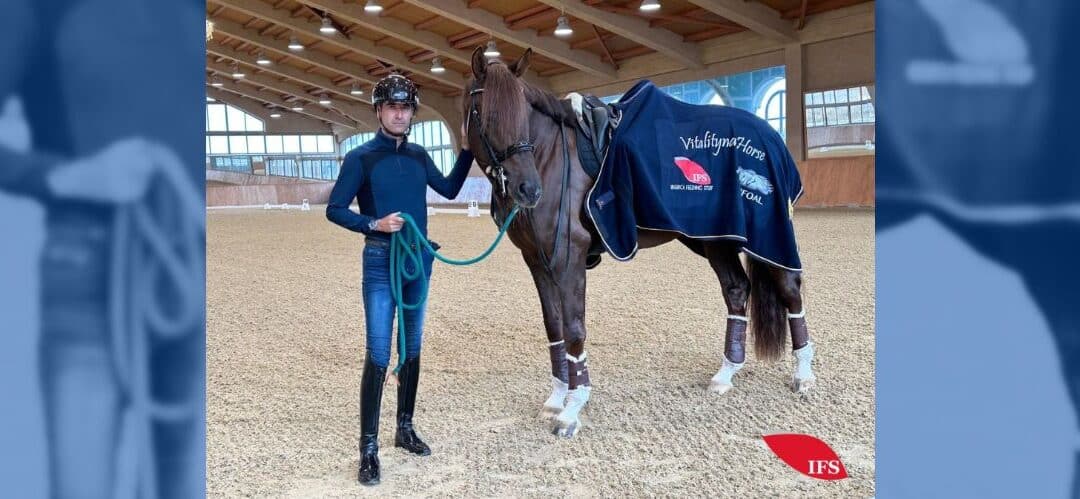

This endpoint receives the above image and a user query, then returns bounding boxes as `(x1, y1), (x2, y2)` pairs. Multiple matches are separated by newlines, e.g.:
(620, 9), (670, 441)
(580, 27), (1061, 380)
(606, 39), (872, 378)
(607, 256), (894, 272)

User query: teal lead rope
(387, 205), (520, 378)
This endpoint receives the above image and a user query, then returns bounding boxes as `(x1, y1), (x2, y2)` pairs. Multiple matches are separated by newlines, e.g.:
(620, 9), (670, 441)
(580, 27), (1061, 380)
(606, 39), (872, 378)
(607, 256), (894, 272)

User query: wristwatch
(367, 219), (380, 232)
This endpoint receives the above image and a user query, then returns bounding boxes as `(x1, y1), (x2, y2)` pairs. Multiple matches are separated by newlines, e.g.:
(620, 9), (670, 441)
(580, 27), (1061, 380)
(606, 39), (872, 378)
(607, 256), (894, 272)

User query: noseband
(466, 84), (534, 196)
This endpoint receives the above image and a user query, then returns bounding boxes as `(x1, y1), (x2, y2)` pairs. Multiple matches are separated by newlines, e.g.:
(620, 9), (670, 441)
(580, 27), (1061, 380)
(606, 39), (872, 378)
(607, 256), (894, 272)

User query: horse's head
(463, 46), (543, 208)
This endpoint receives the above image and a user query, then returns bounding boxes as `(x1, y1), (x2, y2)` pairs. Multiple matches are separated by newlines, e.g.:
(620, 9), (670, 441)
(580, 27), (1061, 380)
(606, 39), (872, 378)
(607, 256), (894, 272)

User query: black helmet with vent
(371, 74), (419, 110)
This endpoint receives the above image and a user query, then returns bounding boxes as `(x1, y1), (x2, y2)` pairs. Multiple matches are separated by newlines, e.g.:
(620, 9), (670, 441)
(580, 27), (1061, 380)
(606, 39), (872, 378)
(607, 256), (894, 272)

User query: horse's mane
(522, 82), (578, 128)
(478, 61), (578, 142)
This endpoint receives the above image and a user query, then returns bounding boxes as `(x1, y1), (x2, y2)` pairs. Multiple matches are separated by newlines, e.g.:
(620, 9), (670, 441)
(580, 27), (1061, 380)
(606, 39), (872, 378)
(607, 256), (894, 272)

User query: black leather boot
(358, 354), (386, 485)
(394, 357), (431, 456)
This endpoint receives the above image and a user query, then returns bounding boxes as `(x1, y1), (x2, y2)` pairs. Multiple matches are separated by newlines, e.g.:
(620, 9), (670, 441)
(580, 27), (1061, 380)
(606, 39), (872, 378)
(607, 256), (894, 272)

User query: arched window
(340, 120), (458, 174)
(206, 102), (338, 179)
(755, 79), (786, 138)
(205, 103), (264, 133)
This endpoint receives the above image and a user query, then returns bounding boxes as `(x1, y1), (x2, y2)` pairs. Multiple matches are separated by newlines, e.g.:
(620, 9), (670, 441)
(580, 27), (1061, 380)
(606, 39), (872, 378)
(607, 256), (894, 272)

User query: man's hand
(376, 212), (405, 232)
(47, 137), (157, 203)
(460, 121), (469, 151)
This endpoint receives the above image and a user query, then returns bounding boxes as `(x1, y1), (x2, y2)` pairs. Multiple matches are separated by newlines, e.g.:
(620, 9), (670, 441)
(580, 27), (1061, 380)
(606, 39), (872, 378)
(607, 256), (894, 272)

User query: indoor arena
(205, 0), (875, 495)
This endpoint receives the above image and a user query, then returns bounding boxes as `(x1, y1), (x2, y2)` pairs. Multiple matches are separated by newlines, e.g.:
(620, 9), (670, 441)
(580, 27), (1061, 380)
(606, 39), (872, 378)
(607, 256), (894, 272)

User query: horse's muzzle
(517, 182), (542, 208)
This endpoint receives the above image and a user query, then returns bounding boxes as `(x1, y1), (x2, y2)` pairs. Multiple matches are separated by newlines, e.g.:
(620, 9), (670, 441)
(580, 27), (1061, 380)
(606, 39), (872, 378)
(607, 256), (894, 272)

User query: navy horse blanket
(585, 80), (804, 271)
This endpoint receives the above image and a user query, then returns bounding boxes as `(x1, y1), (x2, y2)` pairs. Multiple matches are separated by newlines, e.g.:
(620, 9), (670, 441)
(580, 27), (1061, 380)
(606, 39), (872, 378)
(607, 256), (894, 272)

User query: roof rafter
(685, 0), (796, 42)
(214, 0), (466, 89)
(534, 0), (703, 69)
(298, 0), (546, 88)
(206, 60), (372, 126)
(209, 79), (359, 130)
(400, 0), (617, 79)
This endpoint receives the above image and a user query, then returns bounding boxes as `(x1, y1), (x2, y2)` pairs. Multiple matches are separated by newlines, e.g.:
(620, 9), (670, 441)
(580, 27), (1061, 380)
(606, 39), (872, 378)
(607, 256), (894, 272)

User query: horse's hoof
(708, 381), (734, 395)
(552, 420), (580, 438)
(538, 405), (563, 421)
(791, 377), (816, 394)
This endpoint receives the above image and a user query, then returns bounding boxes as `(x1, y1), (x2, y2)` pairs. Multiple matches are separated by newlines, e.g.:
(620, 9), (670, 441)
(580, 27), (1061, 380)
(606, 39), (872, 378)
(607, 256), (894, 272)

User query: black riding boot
(358, 354), (386, 485)
(394, 357), (431, 456)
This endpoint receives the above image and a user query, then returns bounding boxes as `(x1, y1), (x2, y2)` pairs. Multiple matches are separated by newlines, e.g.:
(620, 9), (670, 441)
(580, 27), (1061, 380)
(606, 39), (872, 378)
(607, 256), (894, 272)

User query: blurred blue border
(878, 1), (1079, 497)
(0, 1), (205, 497)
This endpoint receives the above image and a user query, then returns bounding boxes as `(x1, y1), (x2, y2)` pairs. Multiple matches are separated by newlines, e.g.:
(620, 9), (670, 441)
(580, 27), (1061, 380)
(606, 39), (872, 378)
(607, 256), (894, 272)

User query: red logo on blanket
(673, 156), (712, 186)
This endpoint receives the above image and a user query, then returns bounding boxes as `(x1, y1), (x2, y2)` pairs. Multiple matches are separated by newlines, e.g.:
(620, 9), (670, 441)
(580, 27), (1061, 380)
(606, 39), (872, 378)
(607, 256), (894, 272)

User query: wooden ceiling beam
(685, 0), (796, 42)
(400, 0), (616, 78)
(782, 0), (867, 19)
(297, 0), (549, 88)
(533, 0), (703, 68)
(217, 0), (465, 88)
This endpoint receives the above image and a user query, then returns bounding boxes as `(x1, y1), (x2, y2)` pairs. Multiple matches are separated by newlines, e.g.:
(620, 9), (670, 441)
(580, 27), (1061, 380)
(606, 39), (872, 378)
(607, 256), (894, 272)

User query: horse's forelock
(482, 63), (527, 146)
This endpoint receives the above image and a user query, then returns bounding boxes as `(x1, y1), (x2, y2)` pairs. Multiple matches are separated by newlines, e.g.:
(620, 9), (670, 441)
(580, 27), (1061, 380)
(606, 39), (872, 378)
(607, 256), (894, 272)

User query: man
(326, 74), (474, 486)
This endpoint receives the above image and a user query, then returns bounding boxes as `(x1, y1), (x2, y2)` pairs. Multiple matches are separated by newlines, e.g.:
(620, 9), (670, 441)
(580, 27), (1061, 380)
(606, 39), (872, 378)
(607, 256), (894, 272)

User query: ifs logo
(670, 157), (714, 191)
(763, 434), (849, 480)
(673, 156), (712, 185)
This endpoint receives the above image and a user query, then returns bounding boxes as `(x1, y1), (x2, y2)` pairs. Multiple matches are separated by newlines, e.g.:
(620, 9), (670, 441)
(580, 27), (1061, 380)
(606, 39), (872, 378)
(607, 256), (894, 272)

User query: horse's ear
(471, 45), (487, 82)
(509, 48), (532, 78)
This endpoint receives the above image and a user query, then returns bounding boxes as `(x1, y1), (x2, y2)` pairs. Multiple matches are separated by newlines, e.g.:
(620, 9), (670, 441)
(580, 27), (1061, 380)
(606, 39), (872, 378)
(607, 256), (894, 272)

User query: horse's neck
(529, 110), (570, 183)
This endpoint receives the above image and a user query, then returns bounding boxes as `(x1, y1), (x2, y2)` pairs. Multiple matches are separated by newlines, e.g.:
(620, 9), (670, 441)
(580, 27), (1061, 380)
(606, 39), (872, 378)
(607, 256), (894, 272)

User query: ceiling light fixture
(483, 40), (500, 58)
(350, 83), (364, 95)
(364, 0), (383, 14)
(288, 36), (304, 51)
(430, 57), (445, 73)
(639, 0), (661, 12)
(554, 15), (573, 37)
(320, 16), (336, 34)
(256, 52), (271, 65)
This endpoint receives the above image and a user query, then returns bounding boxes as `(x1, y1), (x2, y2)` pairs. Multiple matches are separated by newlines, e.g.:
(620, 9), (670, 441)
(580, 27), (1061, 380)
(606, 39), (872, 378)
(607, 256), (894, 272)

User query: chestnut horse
(461, 47), (815, 438)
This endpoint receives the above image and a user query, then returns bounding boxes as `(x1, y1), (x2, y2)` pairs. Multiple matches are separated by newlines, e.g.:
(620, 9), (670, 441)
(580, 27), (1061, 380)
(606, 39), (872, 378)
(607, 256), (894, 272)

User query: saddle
(565, 92), (618, 181)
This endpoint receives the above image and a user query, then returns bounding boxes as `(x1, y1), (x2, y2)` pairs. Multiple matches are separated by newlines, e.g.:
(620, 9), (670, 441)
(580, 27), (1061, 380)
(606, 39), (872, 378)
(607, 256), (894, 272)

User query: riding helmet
(371, 74), (419, 110)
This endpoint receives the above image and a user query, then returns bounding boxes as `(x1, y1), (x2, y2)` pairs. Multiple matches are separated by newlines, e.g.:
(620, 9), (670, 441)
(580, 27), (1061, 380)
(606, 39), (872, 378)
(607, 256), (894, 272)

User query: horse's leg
(526, 261), (569, 420)
(552, 250), (591, 438)
(769, 267), (816, 393)
(704, 242), (751, 394)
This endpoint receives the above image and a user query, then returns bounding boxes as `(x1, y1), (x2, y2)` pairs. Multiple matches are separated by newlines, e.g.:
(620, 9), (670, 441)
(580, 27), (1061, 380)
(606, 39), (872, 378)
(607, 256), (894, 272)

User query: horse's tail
(749, 258), (787, 362)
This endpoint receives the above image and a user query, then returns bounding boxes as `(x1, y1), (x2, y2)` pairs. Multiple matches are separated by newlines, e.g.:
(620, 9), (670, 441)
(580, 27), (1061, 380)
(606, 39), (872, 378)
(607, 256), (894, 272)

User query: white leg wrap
(556, 386), (591, 427)
(793, 341), (815, 378)
(791, 341), (816, 393)
(543, 376), (568, 410)
(709, 356), (744, 394)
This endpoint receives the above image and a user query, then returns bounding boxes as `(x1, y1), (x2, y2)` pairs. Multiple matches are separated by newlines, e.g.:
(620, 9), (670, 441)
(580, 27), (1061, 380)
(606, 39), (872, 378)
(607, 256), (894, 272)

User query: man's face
(378, 102), (414, 136)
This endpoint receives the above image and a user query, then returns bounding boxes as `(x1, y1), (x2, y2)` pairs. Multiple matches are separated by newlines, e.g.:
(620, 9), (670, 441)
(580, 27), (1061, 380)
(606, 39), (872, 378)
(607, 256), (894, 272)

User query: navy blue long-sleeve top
(326, 129), (474, 242)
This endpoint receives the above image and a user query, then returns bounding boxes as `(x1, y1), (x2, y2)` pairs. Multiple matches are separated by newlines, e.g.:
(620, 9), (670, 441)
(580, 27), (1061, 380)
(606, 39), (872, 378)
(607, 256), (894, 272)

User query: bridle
(465, 75), (535, 197)
(464, 72), (573, 274)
